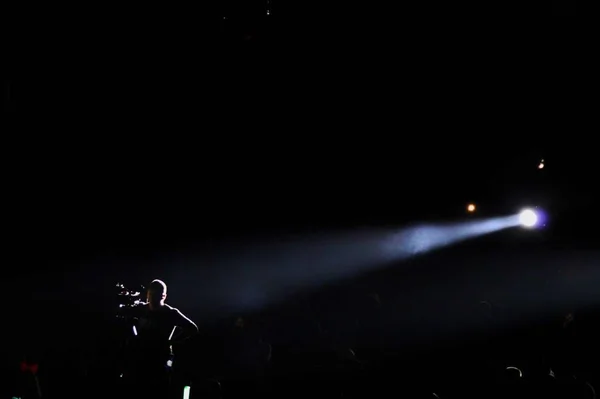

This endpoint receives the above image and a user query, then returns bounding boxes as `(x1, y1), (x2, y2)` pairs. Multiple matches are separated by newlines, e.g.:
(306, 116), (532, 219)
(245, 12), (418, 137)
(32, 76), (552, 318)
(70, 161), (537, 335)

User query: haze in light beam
(179, 215), (522, 312)
(383, 216), (519, 259)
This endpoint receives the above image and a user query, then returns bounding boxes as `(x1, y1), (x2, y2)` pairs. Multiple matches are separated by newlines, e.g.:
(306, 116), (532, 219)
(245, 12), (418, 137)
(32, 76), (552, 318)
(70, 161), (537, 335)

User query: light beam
(180, 214), (525, 312)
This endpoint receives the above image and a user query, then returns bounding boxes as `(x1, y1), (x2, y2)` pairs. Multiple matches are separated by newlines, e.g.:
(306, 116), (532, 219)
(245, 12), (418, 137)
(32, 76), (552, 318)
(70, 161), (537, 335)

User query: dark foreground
(5, 238), (600, 399)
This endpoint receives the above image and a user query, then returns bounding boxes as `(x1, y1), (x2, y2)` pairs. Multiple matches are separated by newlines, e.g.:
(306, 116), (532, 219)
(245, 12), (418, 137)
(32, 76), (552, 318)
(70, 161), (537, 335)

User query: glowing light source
(183, 386), (191, 399)
(519, 209), (538, 228)
(467, 204), (476, 212)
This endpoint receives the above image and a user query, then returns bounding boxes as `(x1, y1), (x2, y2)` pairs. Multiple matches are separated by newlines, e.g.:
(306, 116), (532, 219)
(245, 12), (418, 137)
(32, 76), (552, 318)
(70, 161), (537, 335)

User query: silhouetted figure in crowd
(222, 316), (271, 395)
(15, 353), (41, 399)
(120, 279), (198, 398)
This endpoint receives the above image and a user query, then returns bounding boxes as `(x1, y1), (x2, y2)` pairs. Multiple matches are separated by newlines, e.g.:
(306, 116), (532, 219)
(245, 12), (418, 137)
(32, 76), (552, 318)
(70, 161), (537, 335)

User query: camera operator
(119, 279), (198, 398)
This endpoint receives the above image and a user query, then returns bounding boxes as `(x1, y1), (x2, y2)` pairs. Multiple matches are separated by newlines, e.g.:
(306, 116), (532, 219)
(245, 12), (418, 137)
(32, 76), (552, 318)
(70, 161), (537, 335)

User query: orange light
(467, 204), (476, 212)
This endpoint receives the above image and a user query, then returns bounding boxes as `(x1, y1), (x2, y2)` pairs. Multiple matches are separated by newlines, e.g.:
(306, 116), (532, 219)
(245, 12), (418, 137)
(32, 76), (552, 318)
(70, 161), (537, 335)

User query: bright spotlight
(467, 203), (476, 212)
(519, 209), (538, 228)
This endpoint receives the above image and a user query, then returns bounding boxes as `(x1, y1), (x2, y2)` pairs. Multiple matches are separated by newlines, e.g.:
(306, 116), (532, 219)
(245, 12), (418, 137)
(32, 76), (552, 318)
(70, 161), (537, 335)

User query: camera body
(115, 282), (145, 318)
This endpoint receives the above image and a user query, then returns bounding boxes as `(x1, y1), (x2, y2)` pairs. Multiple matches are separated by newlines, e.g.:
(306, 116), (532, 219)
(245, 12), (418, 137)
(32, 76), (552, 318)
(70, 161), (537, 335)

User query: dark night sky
(4, 0), (594, 270)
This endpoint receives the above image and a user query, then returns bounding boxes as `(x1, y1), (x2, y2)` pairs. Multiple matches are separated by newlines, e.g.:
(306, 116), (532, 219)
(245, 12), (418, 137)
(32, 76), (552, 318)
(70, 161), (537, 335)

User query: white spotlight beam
(196, 215), (522, 311)
(383, 216), (519, 259)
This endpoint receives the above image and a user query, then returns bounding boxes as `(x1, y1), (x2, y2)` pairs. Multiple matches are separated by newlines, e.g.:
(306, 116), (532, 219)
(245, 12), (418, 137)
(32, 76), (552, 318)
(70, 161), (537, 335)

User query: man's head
(147, 279), (167, 307)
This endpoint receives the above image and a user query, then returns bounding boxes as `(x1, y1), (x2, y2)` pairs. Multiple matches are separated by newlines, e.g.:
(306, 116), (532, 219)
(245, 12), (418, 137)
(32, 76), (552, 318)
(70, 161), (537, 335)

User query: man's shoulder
(163, 304), (184, 318)
(164, 303), (178, 312)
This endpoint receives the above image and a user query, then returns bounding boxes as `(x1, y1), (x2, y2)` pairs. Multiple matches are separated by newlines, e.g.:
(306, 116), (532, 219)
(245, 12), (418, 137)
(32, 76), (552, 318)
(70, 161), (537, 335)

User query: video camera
(115, 282), (145, 318)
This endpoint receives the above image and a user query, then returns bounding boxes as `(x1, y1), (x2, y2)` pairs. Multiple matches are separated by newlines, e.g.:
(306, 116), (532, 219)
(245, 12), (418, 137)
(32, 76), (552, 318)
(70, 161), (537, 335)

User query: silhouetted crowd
(5, 288), (600, 399)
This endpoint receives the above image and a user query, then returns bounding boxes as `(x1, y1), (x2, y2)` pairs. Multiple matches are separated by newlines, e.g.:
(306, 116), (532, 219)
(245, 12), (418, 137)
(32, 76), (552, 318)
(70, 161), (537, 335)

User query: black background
(4, 0), (594, 266)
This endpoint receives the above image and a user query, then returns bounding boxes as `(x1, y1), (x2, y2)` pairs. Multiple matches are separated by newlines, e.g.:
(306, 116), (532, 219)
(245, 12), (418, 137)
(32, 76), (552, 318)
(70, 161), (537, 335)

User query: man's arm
(170, 307), (199, 343)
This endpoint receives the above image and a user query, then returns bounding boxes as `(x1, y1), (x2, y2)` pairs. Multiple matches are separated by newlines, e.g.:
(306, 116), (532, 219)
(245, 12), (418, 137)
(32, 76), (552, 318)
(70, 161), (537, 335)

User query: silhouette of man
(121, 279), (198, 398)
